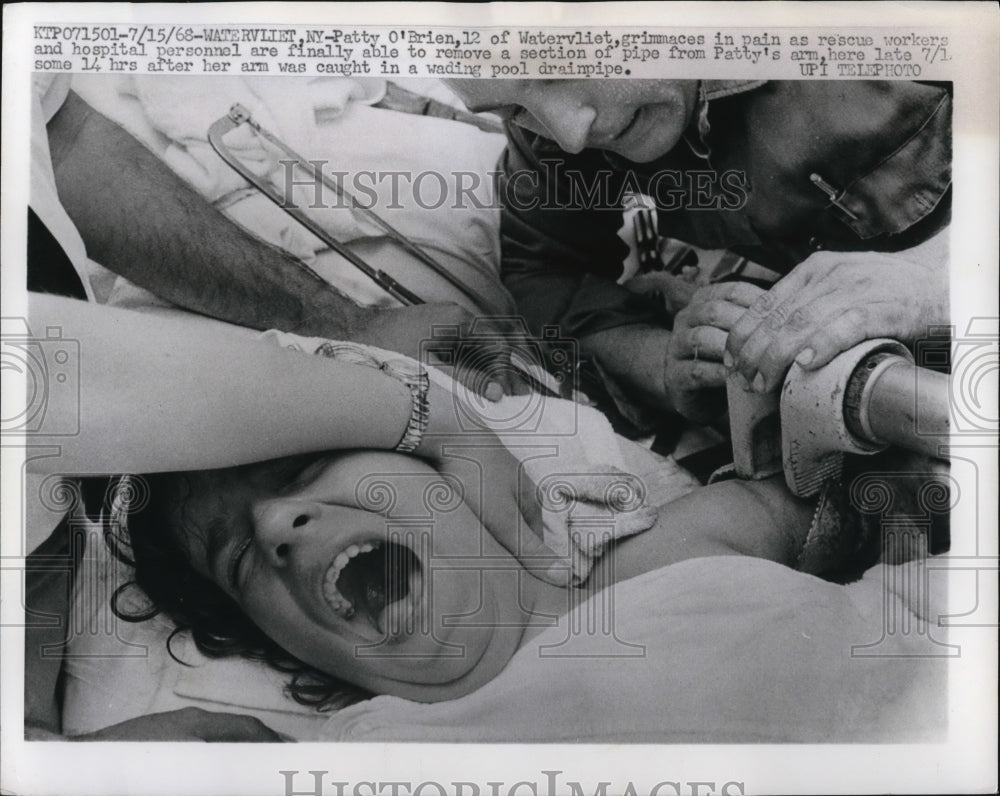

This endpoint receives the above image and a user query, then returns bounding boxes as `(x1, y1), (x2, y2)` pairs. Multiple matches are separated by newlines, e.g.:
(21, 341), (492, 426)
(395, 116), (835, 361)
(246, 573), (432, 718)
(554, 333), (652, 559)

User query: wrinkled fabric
(315, 556), (947, 743)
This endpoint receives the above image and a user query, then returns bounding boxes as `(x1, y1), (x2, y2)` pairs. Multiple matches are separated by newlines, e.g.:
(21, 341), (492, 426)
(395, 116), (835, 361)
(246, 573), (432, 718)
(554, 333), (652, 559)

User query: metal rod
(212, 104), (488, 310)
(207, 109), (423, 305)
(207, 104), (562, 399)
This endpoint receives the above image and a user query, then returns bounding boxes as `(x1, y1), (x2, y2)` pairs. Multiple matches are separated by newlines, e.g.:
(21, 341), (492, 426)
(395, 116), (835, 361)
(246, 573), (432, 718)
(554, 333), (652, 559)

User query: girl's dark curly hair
(102, 465), (371, 712)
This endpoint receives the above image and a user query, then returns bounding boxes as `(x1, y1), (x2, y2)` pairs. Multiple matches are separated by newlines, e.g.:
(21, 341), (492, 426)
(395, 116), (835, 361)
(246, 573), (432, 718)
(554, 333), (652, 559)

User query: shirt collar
(685, 80), (767, 160)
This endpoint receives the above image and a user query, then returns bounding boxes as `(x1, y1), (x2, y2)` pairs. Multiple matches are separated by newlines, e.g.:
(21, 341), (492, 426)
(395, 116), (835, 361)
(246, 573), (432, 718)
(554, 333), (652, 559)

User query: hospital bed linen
(315, 556), (946, 743)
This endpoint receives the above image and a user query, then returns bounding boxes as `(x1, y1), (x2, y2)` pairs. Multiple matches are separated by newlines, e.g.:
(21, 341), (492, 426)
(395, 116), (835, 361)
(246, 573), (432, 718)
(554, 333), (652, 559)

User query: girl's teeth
(322, 541), (382, 618)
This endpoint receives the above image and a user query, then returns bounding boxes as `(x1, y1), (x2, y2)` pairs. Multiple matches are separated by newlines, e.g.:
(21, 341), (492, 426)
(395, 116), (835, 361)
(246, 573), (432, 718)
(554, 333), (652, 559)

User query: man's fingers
(755, 295), (867, 386)
(791, 304), (898, 371)
(725, 267), (814, 362)
(730, 296), (888, 392)
(724, 250), (942, 391)
(732, 287), (854, 390)
(678, 360), (728, 390)
(676, 325), (729, 362)
(725, 289), (780, 365)
(681, 298), (752, 333)
(695, 280), (767, 308)
(683, 360), (726, 389)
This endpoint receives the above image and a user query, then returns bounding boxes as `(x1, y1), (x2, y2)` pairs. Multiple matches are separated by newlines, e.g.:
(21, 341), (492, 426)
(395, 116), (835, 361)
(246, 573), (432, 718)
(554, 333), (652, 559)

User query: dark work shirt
(500, 80), (952, 338)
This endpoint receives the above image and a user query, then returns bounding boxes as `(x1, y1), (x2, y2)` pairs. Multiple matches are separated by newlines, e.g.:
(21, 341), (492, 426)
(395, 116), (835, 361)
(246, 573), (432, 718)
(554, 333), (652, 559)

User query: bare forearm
(581, 325), (673, 410)
(47, 91), (365, 339)
(598, 477), (815, 588)
(28, 294), (412, 474)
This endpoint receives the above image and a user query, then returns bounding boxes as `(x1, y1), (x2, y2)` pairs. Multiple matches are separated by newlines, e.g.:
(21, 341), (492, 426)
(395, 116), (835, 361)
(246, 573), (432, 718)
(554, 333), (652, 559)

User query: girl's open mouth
(321, 540), (423, 637)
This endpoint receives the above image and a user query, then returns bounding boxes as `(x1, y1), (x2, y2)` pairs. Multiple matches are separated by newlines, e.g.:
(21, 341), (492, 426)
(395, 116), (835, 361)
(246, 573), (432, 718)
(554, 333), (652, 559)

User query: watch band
(384, 360), (430, 454)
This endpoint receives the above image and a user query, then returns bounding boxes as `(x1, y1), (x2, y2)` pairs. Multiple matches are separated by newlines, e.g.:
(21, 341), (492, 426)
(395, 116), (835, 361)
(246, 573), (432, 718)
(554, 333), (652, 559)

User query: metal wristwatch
(379, 358), (430, 454)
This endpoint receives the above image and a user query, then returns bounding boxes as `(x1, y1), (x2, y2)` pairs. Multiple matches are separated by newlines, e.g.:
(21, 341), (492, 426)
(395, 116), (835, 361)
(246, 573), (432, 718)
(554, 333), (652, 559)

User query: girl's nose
(252, 498), (321, 568)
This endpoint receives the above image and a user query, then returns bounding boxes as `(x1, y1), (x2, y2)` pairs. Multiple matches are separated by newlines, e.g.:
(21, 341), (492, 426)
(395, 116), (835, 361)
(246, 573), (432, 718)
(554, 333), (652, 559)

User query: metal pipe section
(859, 356), (951, 456)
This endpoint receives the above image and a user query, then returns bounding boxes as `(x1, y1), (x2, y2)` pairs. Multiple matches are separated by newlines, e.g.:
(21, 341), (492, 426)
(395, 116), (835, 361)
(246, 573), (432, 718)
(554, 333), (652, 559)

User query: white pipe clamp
(780, 338), (913, 497)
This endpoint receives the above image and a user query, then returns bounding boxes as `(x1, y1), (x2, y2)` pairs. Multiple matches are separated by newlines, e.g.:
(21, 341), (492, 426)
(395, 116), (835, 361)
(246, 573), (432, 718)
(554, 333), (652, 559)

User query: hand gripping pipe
(728, 339), (950, 497)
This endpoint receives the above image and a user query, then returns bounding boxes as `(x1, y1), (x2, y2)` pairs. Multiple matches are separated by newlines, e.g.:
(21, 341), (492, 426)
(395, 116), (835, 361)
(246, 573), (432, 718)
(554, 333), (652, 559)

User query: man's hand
(71, 708), (284, 742)
(664, 281), (765, 422)
(580, 282), (762, 425)
(725, 249), (949, 393)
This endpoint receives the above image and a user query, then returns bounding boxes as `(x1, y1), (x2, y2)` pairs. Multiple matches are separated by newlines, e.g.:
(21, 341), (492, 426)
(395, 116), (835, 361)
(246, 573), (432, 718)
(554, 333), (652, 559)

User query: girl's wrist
(414, 381), (458, 462)
(310, 340), (433, 454)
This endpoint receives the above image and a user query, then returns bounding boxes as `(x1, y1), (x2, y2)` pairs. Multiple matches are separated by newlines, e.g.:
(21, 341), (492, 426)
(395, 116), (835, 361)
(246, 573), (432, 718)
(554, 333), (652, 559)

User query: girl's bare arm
(591, 476), (816, 590)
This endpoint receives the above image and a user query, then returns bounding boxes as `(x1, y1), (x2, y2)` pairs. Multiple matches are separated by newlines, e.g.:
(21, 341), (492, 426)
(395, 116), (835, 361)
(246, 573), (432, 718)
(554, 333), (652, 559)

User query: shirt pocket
(831, 92), (951, 240)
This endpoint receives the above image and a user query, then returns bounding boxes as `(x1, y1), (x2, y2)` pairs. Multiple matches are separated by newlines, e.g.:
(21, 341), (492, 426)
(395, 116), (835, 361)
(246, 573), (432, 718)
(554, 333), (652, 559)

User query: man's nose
(252, 498), (320, 568)
(529, 96), (597, 154)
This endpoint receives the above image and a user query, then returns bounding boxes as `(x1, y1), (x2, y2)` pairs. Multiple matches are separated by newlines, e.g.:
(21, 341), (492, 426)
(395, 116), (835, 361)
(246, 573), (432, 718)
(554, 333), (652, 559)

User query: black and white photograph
(2, 3), (997, 795)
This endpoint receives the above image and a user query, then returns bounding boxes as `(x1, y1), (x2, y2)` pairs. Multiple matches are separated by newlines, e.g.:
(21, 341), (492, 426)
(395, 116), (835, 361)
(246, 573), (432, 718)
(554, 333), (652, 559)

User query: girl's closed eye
(278, 455), (336, 497)
(227, 535), (254, 592)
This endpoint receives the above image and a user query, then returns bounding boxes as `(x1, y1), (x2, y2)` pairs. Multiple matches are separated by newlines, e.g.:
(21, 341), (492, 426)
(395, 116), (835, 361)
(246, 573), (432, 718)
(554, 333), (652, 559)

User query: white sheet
(315, 556), (946, 743)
